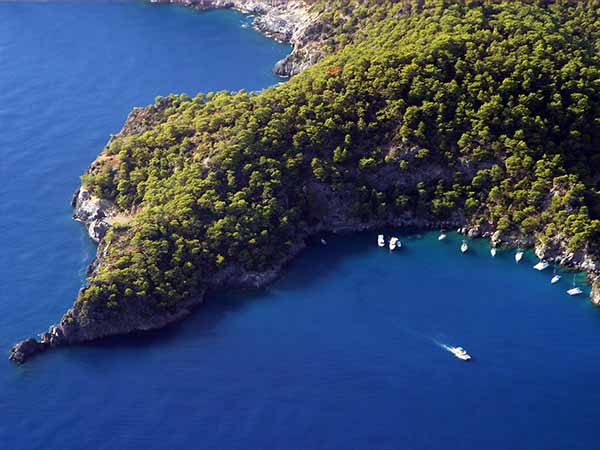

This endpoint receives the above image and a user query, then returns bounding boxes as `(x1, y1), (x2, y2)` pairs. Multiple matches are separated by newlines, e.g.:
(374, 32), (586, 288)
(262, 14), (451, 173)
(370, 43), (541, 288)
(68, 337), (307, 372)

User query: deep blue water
(2, 3), (600, 450)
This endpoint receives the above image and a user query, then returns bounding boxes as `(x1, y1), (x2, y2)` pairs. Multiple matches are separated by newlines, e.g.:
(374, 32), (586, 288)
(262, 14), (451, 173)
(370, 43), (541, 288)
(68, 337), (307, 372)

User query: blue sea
(2, 3), (600, 450)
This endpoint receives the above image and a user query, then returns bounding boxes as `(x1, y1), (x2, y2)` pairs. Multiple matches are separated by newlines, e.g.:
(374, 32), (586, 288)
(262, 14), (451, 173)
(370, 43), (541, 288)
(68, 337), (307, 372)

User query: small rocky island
(10, 0), (600, 363)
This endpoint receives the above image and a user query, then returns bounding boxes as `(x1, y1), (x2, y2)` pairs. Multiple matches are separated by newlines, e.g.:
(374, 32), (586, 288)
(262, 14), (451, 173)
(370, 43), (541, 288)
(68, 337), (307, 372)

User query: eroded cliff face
(590, 279), (600, 306)
(72, 189), (113, 243)
(150, 0), (321, 76)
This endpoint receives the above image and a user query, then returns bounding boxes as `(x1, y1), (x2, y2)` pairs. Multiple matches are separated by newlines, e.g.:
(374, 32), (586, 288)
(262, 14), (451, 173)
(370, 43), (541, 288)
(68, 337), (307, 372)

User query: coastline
(8, 1), (600, 364)
(8, 1), (315, 364)
(10, 125), (600, 362)
(148, 0), (320, 77)
(11, 167), (599, 364)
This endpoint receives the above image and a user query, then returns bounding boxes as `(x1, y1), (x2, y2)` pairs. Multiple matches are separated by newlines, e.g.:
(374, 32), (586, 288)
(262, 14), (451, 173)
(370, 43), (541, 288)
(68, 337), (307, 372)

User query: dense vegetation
(79, 0), (600, 317)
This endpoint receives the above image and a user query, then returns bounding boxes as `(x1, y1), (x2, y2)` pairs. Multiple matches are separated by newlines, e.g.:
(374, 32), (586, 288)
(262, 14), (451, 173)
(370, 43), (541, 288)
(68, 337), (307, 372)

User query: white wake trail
(389, 322), (453, 353)
(431, 338), (454, 353)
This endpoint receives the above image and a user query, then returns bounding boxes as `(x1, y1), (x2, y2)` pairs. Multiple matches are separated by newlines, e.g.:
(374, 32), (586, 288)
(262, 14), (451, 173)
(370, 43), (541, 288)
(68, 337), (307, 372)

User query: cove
(2, 2), (600, 450)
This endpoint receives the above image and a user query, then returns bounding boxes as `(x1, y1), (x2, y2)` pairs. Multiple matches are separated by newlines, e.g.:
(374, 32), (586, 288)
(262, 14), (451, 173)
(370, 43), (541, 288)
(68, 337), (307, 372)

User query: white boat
(533, 261), (549, 271)
(551, 274), (561, 284)
(449, 346), (471, 361)
(567, 275), (582, 296)
(389, 237), (400, 251)
(438, 232), (447, 241)
(490, 248), (497, 257)
(377, 234), (385, 248)
(320, 238), (327, 245)
(460, 240), (468, 253)
(515, 251), (524, 263)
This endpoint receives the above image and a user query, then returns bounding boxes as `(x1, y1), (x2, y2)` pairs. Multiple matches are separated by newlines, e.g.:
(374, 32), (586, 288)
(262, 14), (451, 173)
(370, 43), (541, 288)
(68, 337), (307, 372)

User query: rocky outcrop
(9, 339), (46, 364)
(591, 279), (600, 306)
(533, 235), (600, 275)
(149, 0), (320, 77)
(72, 188), (114, 243)
(9, 326), (64, 364)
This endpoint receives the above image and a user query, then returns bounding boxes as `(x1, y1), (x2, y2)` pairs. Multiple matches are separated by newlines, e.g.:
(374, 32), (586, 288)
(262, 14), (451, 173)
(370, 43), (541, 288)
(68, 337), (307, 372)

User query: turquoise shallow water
(2, 3), (600, 450)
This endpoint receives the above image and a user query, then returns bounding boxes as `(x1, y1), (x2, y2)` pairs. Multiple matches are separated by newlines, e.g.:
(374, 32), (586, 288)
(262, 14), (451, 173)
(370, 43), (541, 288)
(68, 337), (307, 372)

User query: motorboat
(515, 251), (524, 263)
(377, 234), (385, 248)
(490, 247), (497, 257)
(438, 232), (447, 241)
(449, 346), (471, 361)
(533, 261), (549, 271)
(551, 274), (561, 284)
(320, 238), (327, 245)
(389, 237), (400, 251)
(460, 240), (468, 253)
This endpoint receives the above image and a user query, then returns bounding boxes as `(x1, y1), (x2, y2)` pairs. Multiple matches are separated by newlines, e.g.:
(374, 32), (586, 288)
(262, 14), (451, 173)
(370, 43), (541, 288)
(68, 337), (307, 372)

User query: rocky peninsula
(10, 0), (600, 364)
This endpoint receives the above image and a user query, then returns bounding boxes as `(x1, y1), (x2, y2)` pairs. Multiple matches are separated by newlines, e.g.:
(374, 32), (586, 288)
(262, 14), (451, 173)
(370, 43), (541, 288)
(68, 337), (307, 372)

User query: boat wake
(432, 339), (454, 354)
(392, 325), (452, 352)
(388, 323), (470, 359)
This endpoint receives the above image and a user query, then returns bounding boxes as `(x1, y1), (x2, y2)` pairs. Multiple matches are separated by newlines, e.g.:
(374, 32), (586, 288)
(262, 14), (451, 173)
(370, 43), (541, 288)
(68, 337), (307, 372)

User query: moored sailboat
(567, 286), (583, 296)
(567, 275), (583, 296)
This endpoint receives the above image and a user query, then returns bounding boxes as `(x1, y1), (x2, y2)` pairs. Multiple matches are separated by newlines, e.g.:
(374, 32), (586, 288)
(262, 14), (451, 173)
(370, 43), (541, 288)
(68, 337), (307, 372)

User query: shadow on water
(77, 228), (461, 355)
(77, 231), (379, 354)
(272, 232), (374, 290)
(81, 291), (259, 353)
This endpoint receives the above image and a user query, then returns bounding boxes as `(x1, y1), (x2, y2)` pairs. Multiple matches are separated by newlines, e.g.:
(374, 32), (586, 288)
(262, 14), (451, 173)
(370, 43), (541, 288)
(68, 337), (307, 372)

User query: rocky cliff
(590, 278), (600, 306)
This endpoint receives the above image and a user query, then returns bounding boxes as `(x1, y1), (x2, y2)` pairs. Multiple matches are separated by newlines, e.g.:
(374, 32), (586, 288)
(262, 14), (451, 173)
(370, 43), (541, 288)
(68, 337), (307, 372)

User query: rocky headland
(9, 1), (600, 364)
(10, 103), (600, 364)
(8, 0), (322, 364)
(12, 136), (600, 364)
